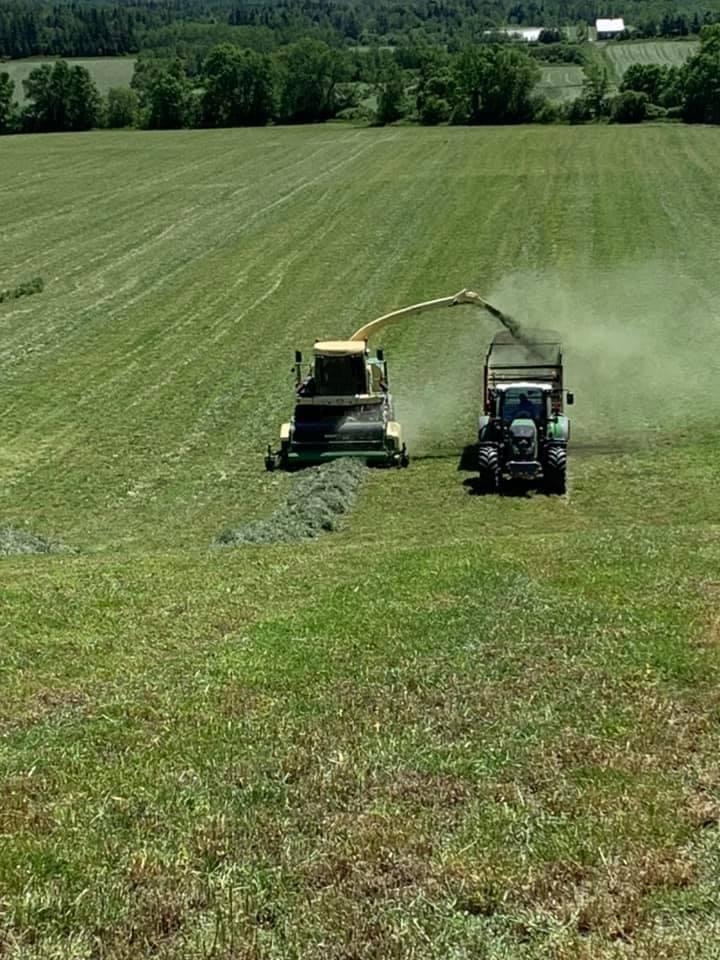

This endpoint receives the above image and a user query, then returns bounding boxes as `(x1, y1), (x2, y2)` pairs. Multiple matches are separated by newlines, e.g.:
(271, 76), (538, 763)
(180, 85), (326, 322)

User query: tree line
(2, 0), (720, 61)
(1, 25), (718, 135)
(0, 2), (172, 59)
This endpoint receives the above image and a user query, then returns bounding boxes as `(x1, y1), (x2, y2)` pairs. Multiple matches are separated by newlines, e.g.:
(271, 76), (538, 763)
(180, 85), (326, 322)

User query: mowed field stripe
(1, 126), (720, 548)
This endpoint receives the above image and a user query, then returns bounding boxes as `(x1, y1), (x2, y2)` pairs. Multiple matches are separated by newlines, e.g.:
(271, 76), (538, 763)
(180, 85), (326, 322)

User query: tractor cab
(493, 382), (553, 424)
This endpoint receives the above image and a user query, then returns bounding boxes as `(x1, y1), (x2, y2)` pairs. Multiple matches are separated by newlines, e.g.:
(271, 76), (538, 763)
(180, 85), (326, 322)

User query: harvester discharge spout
(348, 289), (519, 342)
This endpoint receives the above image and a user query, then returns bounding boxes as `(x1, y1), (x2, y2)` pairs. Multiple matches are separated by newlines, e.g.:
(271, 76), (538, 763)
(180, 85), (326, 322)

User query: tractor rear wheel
(478, 446), (500, 494)
(544, 446), (567, 495)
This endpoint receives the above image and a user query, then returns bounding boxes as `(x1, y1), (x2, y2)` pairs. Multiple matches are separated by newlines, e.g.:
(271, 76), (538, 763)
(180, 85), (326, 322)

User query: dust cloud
(395, 263), (719, 455)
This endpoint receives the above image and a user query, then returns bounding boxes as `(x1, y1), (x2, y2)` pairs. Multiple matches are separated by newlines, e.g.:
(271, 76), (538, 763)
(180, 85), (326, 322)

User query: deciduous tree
(374, 60), (406, 124)
(0, 71), (16, 133)
(610, 89), (648, 122)
(105, 86), (139, 128)
(620, 63), (668, 102)
(142, 61), (195, 129)
(581, 62), (609, 118)
(201, 43), (274, 126)
(681, 23), (720, 123)
(275, 38), (348, 123)
(23, 60), (101, 132)
(453, 44), (539, 124)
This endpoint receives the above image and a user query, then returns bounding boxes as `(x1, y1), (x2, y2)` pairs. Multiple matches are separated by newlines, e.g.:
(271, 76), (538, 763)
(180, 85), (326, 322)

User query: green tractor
(478, 330), (574, 494)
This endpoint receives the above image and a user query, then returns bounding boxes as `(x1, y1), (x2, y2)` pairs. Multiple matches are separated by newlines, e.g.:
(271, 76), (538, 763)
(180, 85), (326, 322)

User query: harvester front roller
(264, 439), (408, 471)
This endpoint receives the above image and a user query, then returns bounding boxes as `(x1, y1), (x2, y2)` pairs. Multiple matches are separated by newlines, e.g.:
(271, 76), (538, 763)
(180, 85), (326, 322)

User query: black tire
(478, 446), (500, 494)
(544, 446), (567, 495)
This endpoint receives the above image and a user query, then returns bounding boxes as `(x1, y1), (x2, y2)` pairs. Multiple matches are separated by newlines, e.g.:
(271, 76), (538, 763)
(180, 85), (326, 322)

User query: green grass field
(599, 40), (698, 80)
(536, 64), (585, 100)
(537, 41), (697, 101)
(2, 125), (720, 958)
(2, 56), (136, 104)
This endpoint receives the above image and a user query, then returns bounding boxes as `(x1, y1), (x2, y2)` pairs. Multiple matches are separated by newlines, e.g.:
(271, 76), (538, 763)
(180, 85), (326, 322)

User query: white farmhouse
(595, 17), (625, 38)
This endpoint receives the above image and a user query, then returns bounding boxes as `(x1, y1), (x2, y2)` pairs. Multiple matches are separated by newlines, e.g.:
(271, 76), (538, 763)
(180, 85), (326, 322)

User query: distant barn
(486, 26), (545, 41)
(595, 17), (625, 38)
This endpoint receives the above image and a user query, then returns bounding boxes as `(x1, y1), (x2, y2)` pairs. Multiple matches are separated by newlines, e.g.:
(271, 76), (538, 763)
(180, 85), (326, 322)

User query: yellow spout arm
(348, 288), (520, 342)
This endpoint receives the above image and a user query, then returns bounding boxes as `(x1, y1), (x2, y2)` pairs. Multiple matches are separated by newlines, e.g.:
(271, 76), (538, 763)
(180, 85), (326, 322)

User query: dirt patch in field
(384, 768), (471, 808)
(215, 459), (365, 546)
(0, 772), (54, 834)
(0, 523), (73, 557)
(457, 848), (694, 942)
(304, 812), (437, 900)
(701, 581), (720, 647)
(0, 686), (91, 737)
(685, 784), (720, 830)
(526, 850), (693, 940)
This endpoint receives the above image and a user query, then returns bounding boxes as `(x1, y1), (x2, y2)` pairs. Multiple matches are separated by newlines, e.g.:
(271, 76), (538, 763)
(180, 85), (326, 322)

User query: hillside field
(1, 125), (720, 958)
(536, 64), (585, 100)
(530, 41), (696, 99)
(2, 56), (136, 104)
(599, 39), (698, 79)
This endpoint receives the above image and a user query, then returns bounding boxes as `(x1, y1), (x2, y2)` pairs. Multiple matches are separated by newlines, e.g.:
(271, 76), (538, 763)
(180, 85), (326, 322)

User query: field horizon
(1, 38), (701, 109)
(2, 56), (137, 105)
(1, 124), (720, 958)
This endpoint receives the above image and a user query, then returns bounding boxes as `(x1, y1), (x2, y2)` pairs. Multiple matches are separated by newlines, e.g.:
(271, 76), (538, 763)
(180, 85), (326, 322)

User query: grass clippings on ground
(216, 459), (366, 546)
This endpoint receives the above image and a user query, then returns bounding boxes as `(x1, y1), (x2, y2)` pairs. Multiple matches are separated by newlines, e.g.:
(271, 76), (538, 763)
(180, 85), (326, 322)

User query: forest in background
(2, 0), (720, 60)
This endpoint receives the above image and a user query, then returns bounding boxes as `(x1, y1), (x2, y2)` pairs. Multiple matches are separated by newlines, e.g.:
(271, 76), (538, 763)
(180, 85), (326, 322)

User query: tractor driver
(297, 375), (316, 397)
(514, 392), (537, 420)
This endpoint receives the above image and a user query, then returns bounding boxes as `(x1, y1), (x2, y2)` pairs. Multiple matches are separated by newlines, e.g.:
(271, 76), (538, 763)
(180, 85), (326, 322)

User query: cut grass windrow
(215, 458), (365, 546)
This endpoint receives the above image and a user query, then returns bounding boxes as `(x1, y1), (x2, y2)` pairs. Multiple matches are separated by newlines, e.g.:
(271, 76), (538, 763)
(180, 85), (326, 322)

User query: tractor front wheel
(544, 447), (567, 495)
(478, 446), (501, 494)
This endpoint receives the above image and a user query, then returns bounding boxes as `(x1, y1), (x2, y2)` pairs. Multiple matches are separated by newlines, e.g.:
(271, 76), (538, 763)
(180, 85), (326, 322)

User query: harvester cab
(264, 340), (408, 470)
(297, 341), (385, 398)
(478, 330), (574, 494)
